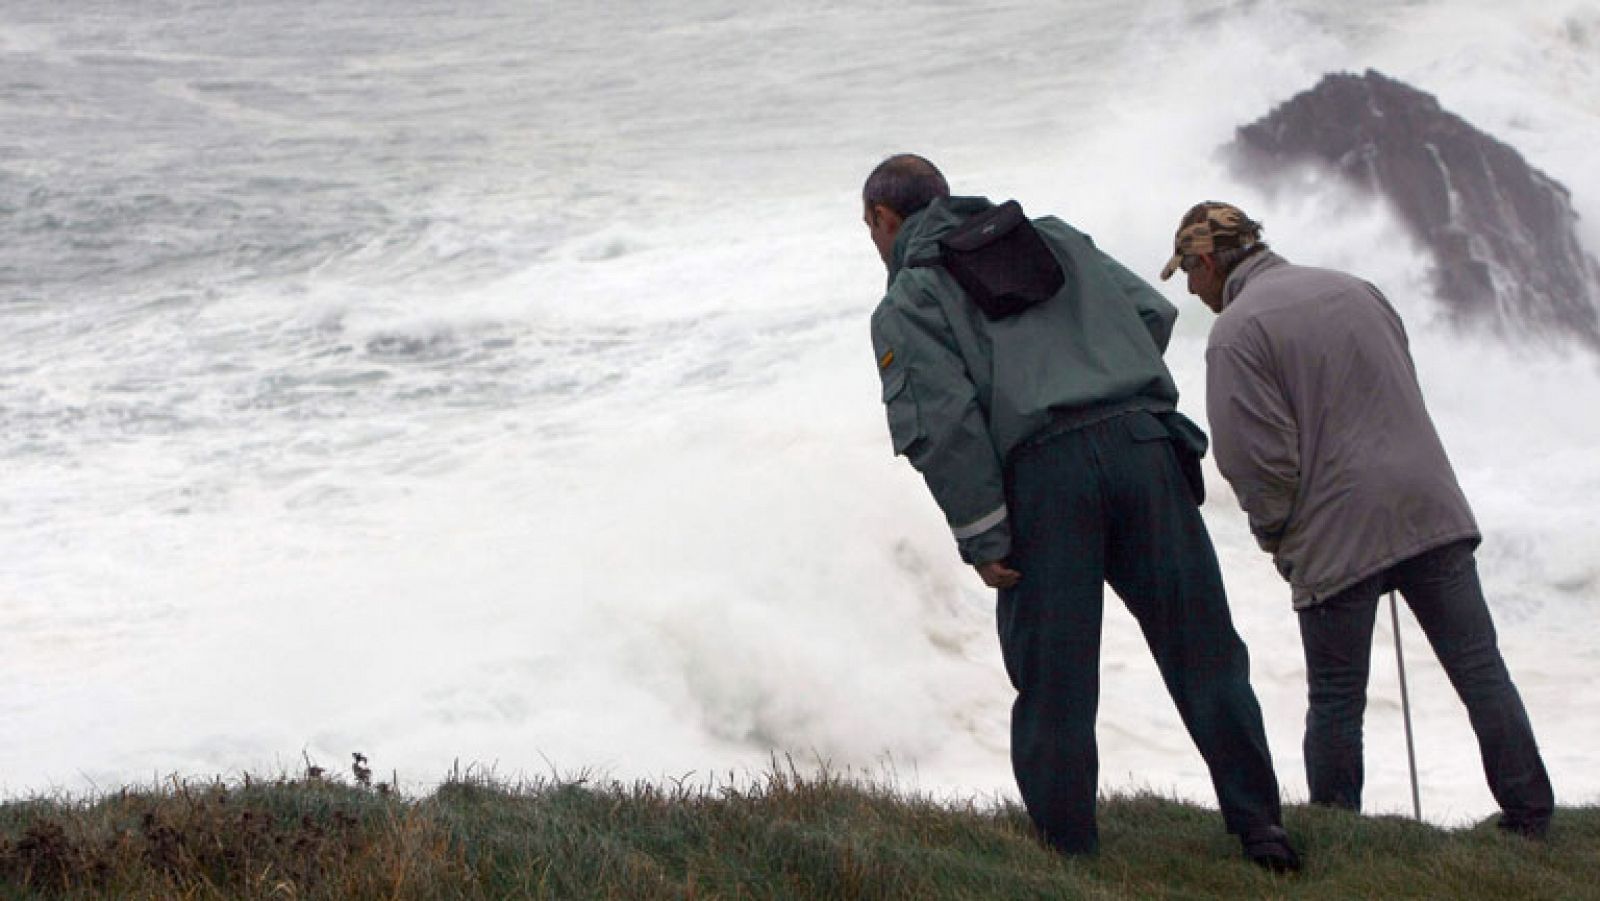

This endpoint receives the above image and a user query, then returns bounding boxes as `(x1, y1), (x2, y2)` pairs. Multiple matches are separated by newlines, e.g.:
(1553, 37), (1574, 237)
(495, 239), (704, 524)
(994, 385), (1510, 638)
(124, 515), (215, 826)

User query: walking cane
(1389, 590), (1422, 820)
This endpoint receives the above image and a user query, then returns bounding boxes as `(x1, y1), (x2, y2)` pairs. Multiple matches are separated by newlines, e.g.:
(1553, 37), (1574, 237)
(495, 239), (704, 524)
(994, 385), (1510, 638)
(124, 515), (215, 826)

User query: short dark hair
(862, 154), (949, 218)
(1214, 242), (1268, 274)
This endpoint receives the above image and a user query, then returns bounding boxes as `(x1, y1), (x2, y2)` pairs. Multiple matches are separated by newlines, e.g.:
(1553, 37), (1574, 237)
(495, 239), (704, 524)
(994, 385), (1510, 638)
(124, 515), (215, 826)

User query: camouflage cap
(1159, 202), (1262, 281)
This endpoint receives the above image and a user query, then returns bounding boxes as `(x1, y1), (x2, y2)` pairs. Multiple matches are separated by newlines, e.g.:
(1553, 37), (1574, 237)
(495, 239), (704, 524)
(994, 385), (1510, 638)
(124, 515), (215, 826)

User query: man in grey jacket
(864, 155), (1297, 869)
(1161, 201), (1554, 838)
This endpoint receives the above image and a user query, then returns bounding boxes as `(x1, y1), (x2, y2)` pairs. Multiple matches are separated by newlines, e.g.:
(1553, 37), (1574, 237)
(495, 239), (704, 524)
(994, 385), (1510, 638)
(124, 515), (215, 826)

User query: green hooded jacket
(870, 196), (1182, 564)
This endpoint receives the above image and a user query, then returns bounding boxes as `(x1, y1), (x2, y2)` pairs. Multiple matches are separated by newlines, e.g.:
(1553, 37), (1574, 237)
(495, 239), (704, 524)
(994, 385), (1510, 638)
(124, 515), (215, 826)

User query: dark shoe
(1242, 827), (1302, 873)
(1497, 813), (1550, 841)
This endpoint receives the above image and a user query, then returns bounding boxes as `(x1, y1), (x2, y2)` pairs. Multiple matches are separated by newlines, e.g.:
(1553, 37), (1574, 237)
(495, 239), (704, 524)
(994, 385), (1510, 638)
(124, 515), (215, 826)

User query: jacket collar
(1221, 249), (1287, 310)
(887, 195), (996, 284)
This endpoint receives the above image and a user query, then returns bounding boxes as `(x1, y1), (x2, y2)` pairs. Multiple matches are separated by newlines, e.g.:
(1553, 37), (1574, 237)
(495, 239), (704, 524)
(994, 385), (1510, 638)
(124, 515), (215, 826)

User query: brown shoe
(1497, 814), (1550, 841)
(1242, 827), (1303, 873)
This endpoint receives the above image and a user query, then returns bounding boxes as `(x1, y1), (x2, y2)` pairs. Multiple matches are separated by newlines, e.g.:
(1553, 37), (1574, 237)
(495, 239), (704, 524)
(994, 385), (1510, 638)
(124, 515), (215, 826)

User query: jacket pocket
(1125, 410), (1172, 444)
(881, 370), (923, 456)
(1127, 410), (1206, 505)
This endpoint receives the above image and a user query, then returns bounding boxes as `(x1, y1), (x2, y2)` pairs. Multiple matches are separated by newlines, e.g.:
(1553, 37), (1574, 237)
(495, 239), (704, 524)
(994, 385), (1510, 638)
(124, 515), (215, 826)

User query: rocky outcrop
(1229, 69), (1600, 349)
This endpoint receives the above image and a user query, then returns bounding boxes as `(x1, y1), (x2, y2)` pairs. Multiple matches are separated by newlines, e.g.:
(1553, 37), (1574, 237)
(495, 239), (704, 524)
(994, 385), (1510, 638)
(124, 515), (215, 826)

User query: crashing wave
(1229, 69), (1600, 351)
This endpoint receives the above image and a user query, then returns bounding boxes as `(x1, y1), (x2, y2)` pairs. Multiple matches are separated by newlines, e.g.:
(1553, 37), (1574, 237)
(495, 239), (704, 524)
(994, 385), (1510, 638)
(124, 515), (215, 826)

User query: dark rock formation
(1229, 69), (1600, 349)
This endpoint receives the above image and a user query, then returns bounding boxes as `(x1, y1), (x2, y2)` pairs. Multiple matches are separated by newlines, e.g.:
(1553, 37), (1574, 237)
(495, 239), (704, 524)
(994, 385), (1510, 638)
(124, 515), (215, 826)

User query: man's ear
(870, 203), (904, 235)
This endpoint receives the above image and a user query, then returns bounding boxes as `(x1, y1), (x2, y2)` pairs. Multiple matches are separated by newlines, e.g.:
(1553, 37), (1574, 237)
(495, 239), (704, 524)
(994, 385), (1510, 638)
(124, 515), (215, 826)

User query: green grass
(1, 761), (1594, 899)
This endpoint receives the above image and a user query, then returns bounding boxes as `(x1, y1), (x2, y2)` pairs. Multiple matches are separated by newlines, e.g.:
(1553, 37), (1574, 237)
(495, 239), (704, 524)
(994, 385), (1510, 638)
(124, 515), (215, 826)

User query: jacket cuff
(955, 507), (1011, 564)
(1249, 517), (1284, 553)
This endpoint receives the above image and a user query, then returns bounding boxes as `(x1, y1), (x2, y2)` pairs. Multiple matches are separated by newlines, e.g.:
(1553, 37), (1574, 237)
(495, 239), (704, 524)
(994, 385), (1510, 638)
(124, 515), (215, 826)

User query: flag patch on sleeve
(878, 349), (895, 370)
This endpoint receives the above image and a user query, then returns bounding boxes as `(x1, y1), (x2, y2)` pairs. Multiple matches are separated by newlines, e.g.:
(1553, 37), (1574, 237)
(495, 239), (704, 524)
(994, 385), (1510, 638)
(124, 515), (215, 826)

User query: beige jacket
(1205, 251), (1479, 608)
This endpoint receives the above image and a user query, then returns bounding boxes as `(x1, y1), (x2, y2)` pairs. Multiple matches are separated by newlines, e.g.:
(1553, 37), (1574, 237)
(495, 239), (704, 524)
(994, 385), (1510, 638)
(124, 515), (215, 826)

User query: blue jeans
(998, 411), (1284, 854)
(1297, 540), (1553, 826)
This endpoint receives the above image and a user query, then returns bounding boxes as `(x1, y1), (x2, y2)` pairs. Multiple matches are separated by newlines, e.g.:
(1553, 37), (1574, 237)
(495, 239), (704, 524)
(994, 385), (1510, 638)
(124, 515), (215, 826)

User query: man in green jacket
(863, 155), (1297, 869)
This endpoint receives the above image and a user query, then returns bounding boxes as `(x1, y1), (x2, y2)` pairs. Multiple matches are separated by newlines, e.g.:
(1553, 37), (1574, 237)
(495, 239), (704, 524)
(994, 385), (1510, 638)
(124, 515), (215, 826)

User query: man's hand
(975, 560), (1022, 590)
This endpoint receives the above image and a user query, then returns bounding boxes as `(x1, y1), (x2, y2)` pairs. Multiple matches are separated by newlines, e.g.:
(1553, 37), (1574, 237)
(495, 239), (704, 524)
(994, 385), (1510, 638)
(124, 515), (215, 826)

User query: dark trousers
(1298, 540), (1553, 824)
(997, 411), (1284, 855)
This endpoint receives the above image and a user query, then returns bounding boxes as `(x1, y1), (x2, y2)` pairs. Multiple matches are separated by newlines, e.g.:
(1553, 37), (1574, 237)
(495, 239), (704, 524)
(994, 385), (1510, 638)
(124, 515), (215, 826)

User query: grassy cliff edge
(2, 763), (1595, 899)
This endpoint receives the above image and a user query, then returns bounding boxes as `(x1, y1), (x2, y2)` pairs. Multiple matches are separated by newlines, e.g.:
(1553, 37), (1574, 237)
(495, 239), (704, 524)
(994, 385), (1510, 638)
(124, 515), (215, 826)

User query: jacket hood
(886, 195), (996, 284)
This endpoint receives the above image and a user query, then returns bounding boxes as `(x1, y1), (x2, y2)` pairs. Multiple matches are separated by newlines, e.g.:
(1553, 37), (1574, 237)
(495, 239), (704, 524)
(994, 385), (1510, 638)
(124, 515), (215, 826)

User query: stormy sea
(3, 0), (1597, 826)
